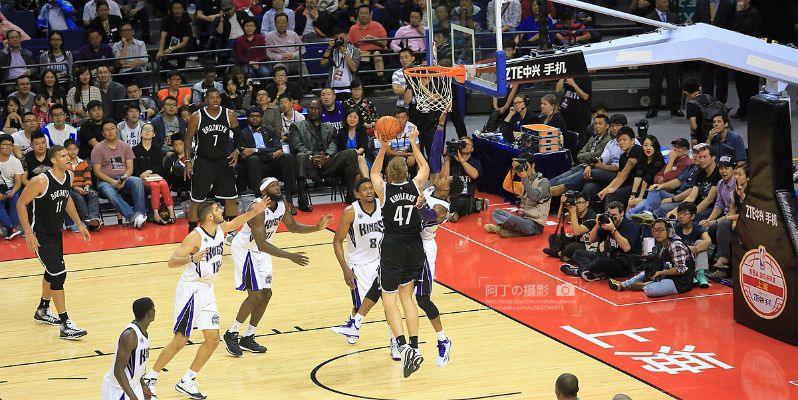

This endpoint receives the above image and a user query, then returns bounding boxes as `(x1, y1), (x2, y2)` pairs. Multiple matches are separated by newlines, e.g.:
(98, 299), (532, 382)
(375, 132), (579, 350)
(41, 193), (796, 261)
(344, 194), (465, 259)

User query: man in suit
(696, 0), (736, 103)
(289, 99), (359, 211)
(238, 107), (298, 213)
(645, 0), (684, 118)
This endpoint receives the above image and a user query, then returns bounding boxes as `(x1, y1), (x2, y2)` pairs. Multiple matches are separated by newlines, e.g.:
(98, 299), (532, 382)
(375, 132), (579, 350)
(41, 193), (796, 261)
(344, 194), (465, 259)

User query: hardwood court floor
(0, 230), (670, 399)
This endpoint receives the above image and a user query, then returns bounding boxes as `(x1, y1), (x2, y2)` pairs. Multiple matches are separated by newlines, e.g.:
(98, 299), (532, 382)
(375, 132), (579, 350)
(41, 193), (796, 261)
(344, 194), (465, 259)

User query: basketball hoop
(404, 65), (467, 113)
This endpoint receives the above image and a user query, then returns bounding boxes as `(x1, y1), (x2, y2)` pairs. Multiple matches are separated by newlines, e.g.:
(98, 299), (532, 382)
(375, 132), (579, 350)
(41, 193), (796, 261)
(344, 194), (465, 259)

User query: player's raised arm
(333, 206), (356, 288)
(410, 125), (429, 188)
(113, 329), (142, 400)
(219, 197), (272, 232)
(168, 231), (204, 268)
(371, 138), (388, 202)
(283, 206), (333, 234)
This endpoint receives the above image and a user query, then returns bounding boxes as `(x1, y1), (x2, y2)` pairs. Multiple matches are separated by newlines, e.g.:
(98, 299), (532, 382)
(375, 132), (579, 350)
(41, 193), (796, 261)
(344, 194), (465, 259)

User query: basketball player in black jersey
(371, 124), (429, 378)
(184, 88), (242, 232)
(16, 145), (90, 339)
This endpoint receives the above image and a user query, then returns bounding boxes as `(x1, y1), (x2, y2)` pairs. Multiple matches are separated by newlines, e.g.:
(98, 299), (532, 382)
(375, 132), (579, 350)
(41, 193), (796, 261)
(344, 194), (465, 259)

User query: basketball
(375, 116), (403, 141)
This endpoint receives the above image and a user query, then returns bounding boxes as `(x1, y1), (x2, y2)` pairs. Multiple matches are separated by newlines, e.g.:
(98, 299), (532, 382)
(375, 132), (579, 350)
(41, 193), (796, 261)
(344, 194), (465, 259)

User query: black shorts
(36, 232), (65, 277)
(379, 234), (424, 293)
(190, 156), (238, 202)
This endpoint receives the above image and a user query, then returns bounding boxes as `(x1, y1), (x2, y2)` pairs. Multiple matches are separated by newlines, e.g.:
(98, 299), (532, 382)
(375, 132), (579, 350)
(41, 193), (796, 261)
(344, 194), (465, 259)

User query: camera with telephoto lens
(335, 37), (345, 48)
(597, 213), (612, 225)
(513, 158), (529, 173)
(447, 139), (466, 157)
(563, 190), (578, 207)
(638, 254), (662, 280)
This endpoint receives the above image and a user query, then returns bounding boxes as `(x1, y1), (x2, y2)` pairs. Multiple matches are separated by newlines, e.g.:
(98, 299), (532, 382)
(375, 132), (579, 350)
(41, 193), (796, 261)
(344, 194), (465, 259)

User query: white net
(404, 68), (454, 113)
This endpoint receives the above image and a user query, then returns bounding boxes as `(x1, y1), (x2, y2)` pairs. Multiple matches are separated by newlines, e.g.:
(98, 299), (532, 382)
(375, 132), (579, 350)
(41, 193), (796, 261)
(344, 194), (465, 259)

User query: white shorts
(101, 381), (144, 400)
(348, 259), (380, 308)
(173, 280), (219, 337)
(417, 239), (438, 296)
(232, 242), (273, 291)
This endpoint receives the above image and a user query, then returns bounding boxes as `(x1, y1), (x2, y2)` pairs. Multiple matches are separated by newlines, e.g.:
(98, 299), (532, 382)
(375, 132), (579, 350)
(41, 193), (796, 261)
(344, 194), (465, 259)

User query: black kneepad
(415, 295), (440, 320)
(48, 272), (67, 290)
(364, 280), (381, 303)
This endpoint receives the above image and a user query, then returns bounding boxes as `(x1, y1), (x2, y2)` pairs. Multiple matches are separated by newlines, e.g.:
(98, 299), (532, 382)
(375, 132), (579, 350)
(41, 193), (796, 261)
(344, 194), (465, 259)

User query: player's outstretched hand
(289, 251), (309, 267)
(342, 267), (355, 289)
(317, 214), (334, 230)
(252, 196), (272, 213)
(409, 125), (420, 142)
(415, 190), (426, 208)
(190, 249), (209, 263)
(79, 224), (91, 242)
(25, 232), (39, 253)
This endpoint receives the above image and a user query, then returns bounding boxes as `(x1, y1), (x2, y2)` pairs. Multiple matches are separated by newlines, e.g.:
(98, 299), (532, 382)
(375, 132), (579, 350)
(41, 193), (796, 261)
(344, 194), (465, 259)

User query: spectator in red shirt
(236, 18), (270, 78)
(348, 5), (388, 82)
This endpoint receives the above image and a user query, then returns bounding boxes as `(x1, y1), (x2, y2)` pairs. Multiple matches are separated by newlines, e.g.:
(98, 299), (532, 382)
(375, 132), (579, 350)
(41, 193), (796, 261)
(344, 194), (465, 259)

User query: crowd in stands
(0, 0), (791, 298)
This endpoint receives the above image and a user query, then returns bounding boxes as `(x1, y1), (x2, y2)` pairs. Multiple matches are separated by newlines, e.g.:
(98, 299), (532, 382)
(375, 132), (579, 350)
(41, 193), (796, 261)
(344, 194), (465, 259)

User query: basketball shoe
(400, 344), (423, 378)
(239, 335), (267, 353)
(34, 307), (60, 325)
(223, 330), (244, 357)
(330, 317), (359, 344)
(142, 375), (158, 399)
(176, 377), (207, 399)
(59, 319), (87, 339)
(436, 337), (451, 367)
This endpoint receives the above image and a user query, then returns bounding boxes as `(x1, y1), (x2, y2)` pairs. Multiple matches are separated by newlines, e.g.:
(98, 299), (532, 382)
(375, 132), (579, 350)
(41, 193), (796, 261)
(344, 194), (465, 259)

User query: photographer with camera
(321, 28), (360, 98)
(608, 218), (695, 297)
(544, 192), (596, 260)
(440, 136), (481, 222)
(561, 200), (641, 281)
(483, 153), (550, 238)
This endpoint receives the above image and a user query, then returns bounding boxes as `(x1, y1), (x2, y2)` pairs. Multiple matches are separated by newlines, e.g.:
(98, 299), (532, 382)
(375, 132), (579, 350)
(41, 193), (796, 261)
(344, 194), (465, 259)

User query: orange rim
(404, 65), (467, 84)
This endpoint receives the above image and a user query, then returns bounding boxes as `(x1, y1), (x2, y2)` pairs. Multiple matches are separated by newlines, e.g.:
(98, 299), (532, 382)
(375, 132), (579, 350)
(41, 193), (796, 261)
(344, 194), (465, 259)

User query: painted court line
(441, 226), (729, 308)
(439, 226), (620, 307)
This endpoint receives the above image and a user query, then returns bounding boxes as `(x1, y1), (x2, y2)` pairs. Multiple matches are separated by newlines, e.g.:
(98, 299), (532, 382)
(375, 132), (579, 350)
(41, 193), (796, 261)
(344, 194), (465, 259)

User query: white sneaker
(59, 319), (87, 339)
(436, 337), (452, 367)
(389, 338), (401, 361)
(175, 377), (206, 399)
(132, 213), (146, 229)
(330, 317), (359, 344)
(399, 344), (423, 378)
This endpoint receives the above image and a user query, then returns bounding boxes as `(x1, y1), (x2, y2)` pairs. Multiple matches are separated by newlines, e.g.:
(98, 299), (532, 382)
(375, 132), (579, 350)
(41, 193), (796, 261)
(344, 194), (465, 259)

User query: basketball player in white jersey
(144, 199), (270, 400)
(417, 176), (462, 367)
(223, 177), (334, 357)
(102, 297), (155, 400)
(330, 178), (384, 345)
(331, 176), (462, 367)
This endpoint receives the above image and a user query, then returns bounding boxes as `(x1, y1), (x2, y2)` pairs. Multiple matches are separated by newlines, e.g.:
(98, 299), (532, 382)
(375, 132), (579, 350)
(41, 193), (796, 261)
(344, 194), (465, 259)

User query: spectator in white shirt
(82, 0), (122, 27)
(392, 48), (414, 108)
(262, 0), (296, 33)
(41, 104), (78, 146)
(279, 94), (305, 137)
(117, 104), (144, 147)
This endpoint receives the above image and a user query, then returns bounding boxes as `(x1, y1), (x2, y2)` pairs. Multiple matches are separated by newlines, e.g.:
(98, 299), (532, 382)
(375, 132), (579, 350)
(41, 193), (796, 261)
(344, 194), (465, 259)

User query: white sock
(437, 330), (447, 341)
(145, 370), (158, 379)
(229, 320), (241, 333)
(354, 314), (364, 328)
(244, 324), (257, 337)
(182, 369), (197, 382)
